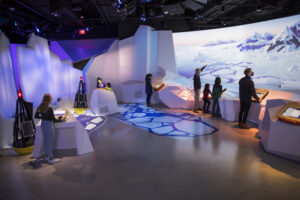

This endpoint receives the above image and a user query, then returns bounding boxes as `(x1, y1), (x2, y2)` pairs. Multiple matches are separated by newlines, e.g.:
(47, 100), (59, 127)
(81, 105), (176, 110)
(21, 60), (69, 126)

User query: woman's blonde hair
(37, 94), (52, 113)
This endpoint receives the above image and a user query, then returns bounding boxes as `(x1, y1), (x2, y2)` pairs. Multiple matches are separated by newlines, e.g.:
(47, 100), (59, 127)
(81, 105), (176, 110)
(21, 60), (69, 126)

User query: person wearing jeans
(35, 94), (65, 164)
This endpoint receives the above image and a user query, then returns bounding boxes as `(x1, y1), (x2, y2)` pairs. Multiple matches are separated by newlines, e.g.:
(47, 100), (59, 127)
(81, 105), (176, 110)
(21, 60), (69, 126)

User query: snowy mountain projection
(173, 15), (300, 96)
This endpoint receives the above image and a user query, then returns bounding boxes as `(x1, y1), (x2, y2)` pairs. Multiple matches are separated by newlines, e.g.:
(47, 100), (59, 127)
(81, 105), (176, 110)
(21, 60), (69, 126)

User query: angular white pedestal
(260, 103), (300, 162)
(0, 117), (14, 149)
(32, 116), (94, 158)
(90, 89), (119, 115)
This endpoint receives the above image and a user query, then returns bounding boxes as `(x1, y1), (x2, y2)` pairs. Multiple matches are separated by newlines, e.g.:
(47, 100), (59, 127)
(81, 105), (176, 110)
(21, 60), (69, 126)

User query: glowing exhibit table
(32, 116), (94, 158)
(259, 101), (300, 162)
(0, 116), (14, 149)
(90, 88), (119, 115)
(158, 85), (195, 109)
(219, 89), (295, 123)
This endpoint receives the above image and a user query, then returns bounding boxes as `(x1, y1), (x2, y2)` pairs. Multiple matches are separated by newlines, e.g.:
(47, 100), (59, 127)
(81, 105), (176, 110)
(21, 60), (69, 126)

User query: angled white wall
(158, 31), (177, 74)
(85, 25), (178, 104)
(84, 40), (120, 103)
(17, 33), (82, 106)
(118, 26), (160, 103)
(0, 33), (17, 118)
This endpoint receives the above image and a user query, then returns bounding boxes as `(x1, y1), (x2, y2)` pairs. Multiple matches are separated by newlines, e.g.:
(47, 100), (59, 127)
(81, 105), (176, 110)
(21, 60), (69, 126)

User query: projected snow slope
(173, 15), (300, 96)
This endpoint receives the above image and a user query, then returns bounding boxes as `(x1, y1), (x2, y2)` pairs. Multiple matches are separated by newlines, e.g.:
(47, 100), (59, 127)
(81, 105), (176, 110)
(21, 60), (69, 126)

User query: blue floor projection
(115, 104), (218, 137)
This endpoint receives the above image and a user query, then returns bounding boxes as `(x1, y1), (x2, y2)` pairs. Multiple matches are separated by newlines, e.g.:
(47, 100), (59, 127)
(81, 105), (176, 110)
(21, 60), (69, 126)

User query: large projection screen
(173, 15), (300, 97)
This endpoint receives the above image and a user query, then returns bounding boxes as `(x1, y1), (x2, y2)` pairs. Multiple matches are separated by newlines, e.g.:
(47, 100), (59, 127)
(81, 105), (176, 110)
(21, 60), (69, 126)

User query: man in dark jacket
(238, 68), (260, 129)
(193, 65), (207, 113)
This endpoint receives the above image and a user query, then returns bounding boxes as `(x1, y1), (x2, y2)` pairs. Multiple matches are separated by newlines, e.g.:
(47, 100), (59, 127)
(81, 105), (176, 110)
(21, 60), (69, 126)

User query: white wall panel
(84, 40), (120, 103)
(17, 33), (82, 106)
(158, 31), (177, 73)
(0, 33), (17, 118)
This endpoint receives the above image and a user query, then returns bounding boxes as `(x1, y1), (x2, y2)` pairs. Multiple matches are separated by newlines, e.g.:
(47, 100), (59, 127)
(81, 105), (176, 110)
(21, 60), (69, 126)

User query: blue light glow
(115, 104), (218, 137)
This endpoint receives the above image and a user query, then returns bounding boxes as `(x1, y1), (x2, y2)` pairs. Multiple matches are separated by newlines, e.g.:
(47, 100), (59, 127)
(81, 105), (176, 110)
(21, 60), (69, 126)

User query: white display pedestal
(90, 89), (119, 115)
(260, 103), (300, 162)
(32, 116), (94, 158)
(0, 117), (14, 149)
(158, 85), (195, 109)
(219, 89), (295, 123)
(218, 97), (261, 123)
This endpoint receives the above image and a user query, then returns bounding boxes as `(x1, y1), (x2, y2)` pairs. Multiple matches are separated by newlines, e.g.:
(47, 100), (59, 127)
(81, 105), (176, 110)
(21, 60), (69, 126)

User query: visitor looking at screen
(145, 73), (153, 107)
(97, 77), (106, 88)
(238, 68), (261, 129)
(211, 77), (226, 117)
(193, 65), (207, 113)
(35, 94), (65, 164)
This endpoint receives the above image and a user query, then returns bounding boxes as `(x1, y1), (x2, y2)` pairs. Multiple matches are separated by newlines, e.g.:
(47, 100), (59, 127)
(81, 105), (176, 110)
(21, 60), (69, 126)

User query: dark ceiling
(1, 0), (300, 42)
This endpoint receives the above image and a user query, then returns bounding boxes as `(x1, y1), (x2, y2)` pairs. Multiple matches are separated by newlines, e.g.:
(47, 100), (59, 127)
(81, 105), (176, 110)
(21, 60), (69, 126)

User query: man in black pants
(238, 68), (260, 129)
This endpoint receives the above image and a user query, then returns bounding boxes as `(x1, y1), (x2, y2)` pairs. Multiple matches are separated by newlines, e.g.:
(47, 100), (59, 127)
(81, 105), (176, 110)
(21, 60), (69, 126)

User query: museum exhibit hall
(0, 0), (300, 199)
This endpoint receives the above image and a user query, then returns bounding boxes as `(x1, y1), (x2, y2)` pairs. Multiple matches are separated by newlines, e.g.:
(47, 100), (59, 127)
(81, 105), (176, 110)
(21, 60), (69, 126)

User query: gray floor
(1, 109), (300, 200)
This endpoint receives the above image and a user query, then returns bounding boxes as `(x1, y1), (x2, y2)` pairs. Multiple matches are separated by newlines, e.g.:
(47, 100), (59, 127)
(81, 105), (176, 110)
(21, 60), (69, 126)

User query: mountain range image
(237, 32), (274, 51)
(202, 39), (236, 47)
(237, 20), (300, 52)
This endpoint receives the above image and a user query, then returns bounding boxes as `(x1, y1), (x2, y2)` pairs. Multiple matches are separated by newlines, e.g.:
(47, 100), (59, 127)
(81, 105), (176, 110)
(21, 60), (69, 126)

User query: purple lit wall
(49, 41), (71, 60)
(57, 39), (115, 62)
(10, 43), (25, 90)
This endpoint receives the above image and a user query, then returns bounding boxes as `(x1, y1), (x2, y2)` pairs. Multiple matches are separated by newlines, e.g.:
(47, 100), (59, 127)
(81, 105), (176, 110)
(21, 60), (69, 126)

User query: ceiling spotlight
(35, 26), (40, 33)
(164, 11), (169, 15)
(140, 16), (146, 22)
(256, 8), (263, 12)
(80, 16), (84, 19)
(85, 27), (90, 31)
(51, 12), (60, 17)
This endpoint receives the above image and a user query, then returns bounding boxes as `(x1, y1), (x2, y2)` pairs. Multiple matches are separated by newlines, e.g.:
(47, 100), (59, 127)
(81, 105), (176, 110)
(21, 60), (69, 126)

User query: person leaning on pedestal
(145, 73), (153, 107)
(238, 68), (261, 129)
(35, 94), (66, 164)
(193, 65), (207, 113)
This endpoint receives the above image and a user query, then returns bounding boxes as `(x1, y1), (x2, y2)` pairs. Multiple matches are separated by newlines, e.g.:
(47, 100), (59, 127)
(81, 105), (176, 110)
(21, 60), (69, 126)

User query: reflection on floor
(0, 107), (300, 200)
(115, 103), (218, 137)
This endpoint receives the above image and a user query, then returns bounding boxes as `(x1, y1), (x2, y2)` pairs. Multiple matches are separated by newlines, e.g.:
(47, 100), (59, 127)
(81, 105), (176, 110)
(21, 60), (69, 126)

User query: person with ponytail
(35, 94), (65, 164)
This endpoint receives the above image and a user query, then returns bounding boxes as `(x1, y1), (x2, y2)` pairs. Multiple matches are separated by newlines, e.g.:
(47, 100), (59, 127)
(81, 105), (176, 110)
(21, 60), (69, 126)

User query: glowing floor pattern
(76, 115), (106, 133)
(115, 104), (218, 137)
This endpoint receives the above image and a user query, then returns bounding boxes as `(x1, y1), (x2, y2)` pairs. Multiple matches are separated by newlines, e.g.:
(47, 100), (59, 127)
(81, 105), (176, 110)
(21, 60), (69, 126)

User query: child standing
(212, 77), (226, 117)
(203, 83), (211, 113)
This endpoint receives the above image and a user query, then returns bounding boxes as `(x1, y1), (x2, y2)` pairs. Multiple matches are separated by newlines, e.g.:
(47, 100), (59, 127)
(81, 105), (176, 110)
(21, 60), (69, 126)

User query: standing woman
(145, 73), (153, 107)
(35, 94), (64, 164)
(212, 77), (226, 117)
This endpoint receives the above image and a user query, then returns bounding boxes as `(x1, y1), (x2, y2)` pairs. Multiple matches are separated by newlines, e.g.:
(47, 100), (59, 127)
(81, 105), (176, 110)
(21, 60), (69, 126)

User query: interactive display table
(259, 101), (300, 162)
(32, 116), (94, 158)
(219, 89), (294, 123)
(252, 88), (269, 102)
(277, 102), (300, 125)
(152, 82), (165, 92)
